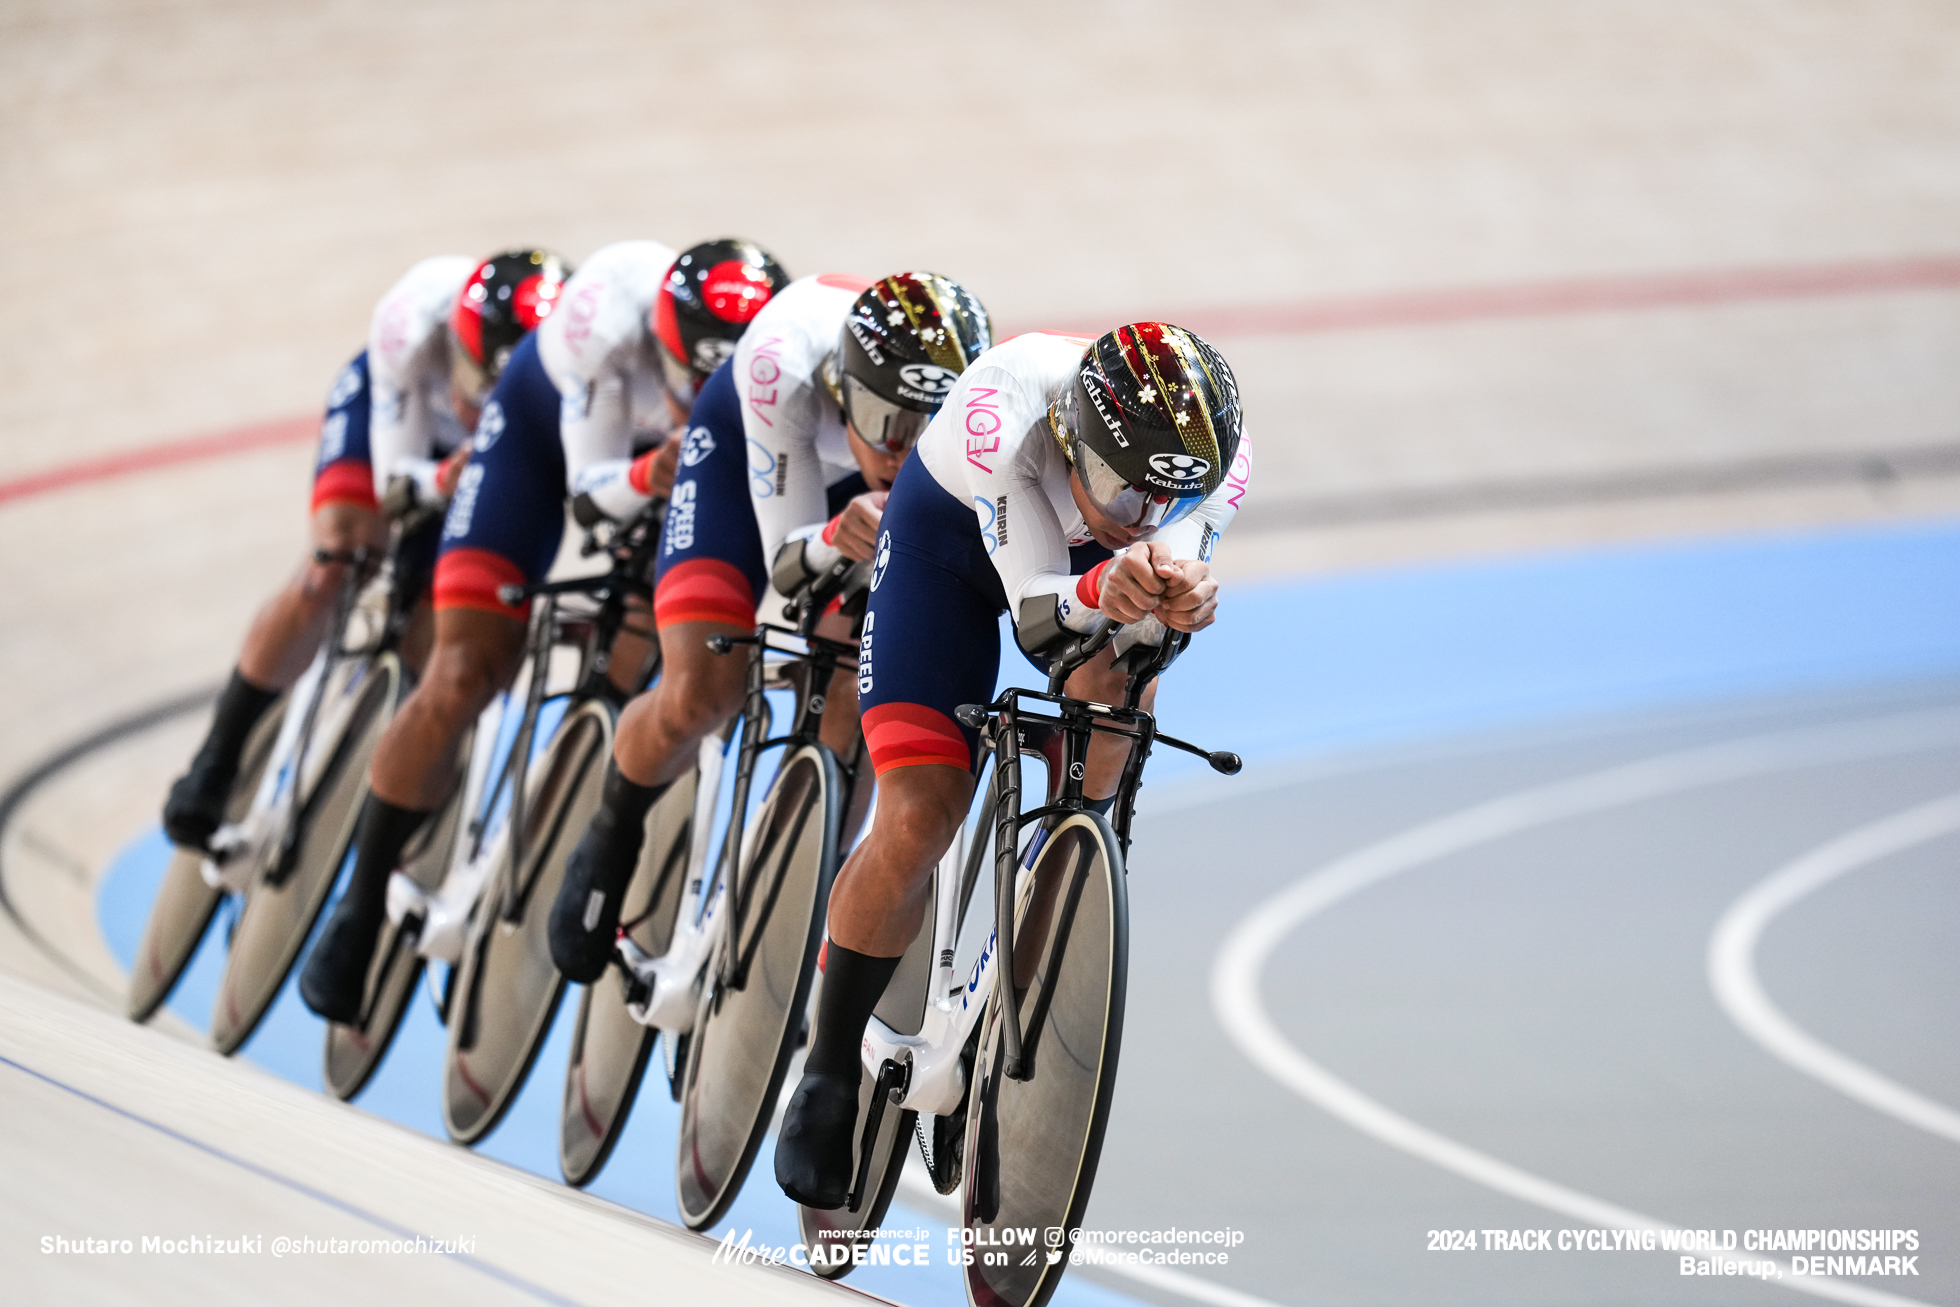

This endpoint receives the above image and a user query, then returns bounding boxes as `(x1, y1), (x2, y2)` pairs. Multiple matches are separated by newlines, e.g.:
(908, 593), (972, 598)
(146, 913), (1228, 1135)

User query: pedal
(385, 871), (431, 929)
(198, 824), (255, 893)
(418, 896), (467, 963)
(618, 936), (661, 1018)
(847, 1059), (907, 1213)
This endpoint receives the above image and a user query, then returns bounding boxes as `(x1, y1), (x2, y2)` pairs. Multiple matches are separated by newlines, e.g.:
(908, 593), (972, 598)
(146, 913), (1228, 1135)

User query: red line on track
(5, 253), (1959, 511)
(1038, 253), (1960, 339)
(0, 415), (317, 508)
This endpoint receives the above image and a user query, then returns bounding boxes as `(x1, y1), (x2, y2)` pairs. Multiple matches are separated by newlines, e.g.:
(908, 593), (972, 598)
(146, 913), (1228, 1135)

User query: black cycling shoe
(161, 755), (233, 851)
(299, 898), (380, 1025)
(774, 1071), (860, 1209)
(549, 811), (643, 983)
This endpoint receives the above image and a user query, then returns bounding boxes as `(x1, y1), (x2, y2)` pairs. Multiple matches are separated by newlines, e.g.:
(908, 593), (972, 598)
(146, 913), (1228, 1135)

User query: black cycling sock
(803, 938), (901, 1084)
(598, 761), (670, 850)
(195, 668), (280, 774)
(340, 797), (430, 925)
(1086, 795), (1117, 817)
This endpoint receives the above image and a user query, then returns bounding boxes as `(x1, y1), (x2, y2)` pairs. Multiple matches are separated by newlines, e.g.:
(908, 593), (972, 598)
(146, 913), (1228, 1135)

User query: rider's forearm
(572, 458), (653, 521)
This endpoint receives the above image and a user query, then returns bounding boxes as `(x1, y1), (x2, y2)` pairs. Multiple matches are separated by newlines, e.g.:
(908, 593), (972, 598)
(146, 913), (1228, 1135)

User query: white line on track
(1211, 707), (1960, 1307)
(1709, 793), (1960, 1145)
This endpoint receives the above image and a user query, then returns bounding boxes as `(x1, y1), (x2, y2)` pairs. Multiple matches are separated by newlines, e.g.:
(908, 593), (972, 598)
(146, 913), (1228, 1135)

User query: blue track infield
(97, 516), (1960, 1307)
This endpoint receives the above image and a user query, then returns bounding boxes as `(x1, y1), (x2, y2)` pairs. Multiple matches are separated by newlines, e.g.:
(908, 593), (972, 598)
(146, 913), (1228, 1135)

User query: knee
(416, 636), (514, 723)
(656, 658), (745, 740)
(870, 769), (970, 854)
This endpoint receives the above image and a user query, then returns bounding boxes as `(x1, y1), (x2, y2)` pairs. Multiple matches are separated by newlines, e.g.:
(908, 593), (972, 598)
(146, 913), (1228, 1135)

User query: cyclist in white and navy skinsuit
(774, 323), (1252, 1211)
(546, 271), (996, 987)
(161, 252), (553, 852)
(298, 238), (790, 1025)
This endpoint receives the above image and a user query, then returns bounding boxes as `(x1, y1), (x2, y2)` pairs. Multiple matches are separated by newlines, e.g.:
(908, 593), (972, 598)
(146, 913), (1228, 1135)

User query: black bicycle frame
(485, 507), (663, 925)
(705, 619), (860, 992)
(963, 625), (1237, 1081)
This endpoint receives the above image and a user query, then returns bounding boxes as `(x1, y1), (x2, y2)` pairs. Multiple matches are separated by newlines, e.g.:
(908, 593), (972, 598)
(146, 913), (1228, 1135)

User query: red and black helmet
(449, 248), (572, 405)
(652, 238), (789, 400)
(1054, 323), (1242, 531)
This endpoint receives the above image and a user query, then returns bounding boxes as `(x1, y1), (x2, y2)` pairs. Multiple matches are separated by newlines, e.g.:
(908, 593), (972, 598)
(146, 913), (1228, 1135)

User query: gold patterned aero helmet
(827, 272), (994, 452)
(1052, 323), (1242, 531)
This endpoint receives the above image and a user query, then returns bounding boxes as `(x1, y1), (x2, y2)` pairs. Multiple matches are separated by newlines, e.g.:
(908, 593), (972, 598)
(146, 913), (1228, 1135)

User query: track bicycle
(796, 606), (1239, 1307)
(431, 505), (664, 1144)
(644, 550), (873, 1229)
(128, 502), (442, 1056)
(556, 545), (871, 1189)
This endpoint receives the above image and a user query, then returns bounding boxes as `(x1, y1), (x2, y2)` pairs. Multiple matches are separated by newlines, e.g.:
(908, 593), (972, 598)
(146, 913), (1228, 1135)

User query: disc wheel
(799, 858), (941, 1278)
(558, 765), (697, 1186)
(128, 698), (285, 1023)
(442, 698), (612, 1145)
(321, 746), (469, 1101)
(675, 743), (840, 1230)
(962, 813), (1127, 1307)
(210, 656), (401, 1055)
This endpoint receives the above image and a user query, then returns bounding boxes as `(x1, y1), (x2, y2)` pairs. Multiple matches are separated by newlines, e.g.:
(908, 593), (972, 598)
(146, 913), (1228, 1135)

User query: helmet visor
(656, 338), (702, 406)
(841, 373), (932, 453)
(1072, 437), (1204, 532)
(448, 330), (494, 408)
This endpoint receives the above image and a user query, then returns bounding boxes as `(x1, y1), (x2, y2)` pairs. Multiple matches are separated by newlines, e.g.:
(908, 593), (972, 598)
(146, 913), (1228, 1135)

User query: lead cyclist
(160, 251), (568, 853)
(772, 323), (1252, 1208)
(546, 270), (995, 983)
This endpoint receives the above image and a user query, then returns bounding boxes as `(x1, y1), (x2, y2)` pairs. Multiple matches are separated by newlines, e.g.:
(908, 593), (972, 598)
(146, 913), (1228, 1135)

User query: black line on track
(0, 685), (219, 999)
(0, 1051), (586, 1307)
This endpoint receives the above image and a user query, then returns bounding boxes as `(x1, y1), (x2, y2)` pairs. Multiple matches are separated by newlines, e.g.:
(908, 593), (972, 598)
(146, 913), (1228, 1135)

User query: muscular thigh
(432, 334), (567, 619)
(856, 458), (1006, 777)
(651, 361), (767, 632)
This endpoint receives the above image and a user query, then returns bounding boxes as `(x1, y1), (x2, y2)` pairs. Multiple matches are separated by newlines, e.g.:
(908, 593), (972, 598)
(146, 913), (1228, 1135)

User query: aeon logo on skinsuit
(1146, 452), (1209, 485)
(471, 401), (506, 452)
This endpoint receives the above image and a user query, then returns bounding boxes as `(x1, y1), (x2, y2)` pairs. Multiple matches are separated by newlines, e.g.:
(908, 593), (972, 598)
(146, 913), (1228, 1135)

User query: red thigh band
(863, 703), (972, 775)
(310, 460), (377, 513)
(654, 558), (756, 631)
(433, 547), (529, 616)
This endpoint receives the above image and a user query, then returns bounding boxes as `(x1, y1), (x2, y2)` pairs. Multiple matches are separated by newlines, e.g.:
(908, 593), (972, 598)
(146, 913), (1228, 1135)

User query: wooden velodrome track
(4, 2), (1960, 1302)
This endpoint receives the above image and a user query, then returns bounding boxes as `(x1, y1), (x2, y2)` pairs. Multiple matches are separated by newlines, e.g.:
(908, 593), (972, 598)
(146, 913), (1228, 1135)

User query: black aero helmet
(652, 238), (789, 399)
(449, 248), (572, 406)
(827, 272), (993, 453)
(1053, 322), (1242, 531)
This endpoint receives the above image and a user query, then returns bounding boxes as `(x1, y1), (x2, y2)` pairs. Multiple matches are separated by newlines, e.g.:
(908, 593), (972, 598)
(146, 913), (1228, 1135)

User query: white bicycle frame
(200, 591), (388, 894)
(382, 683), (521, 963)
(858, 826), (1022, 1116)
(616, 732), (732, 1033)
(613, 653), (799, 1036)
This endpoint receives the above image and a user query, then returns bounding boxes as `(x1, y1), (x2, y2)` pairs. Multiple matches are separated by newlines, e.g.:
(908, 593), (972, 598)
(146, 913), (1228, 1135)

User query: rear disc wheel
(558, 765), (697, 1186)
(442, 699), (612, 1145)
(674, 744), (840, 1230)
(210, 657), (400, 1055)
(322, 752), (469, 1101)
(127, 699), (285, 1023)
